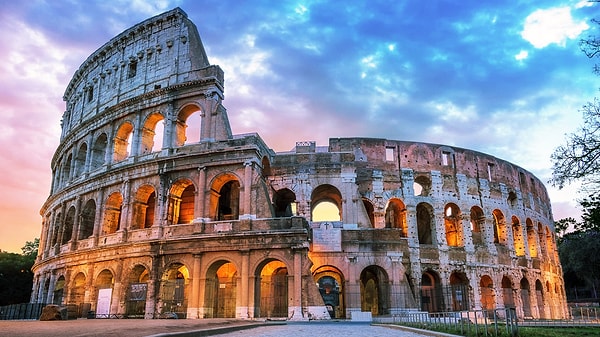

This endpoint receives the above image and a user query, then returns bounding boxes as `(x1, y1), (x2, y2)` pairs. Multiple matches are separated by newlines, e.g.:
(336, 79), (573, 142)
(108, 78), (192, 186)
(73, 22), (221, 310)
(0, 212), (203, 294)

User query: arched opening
(255, 260), (288, 318)
(360, 265), (390, 316)
(520, 277), (532, 317)
(125, 265), (149, 318)
(209, 174), (241, 221)
(470, 206), (485, 245)
(362, 198), (375, 227)
(218, 181), (240, 221)
(416, 203), (434, 244)
(168, 179), (195, 224)
(414, 175), (431, 196)
(512, 216), (525, 256)
(113, 122), (134, 162)
(53, 276), (65, 305)
(204, 261), (238, 318)
(526, 219), (538, 258)
(421, 270), (443, 313)
(313, 266), (346, 319)
(74, 143), (87, 177)
(174, 104), (202, 146)
(535, 280), (545, 319)
(480, 275), (495, 313)
(61, 154), (72, 184)
(273, 188), (296, 217)
(102, 192), (123, 235)
(95, 269), (114, 317)
(311, 184), (343, 222)
(501, 276), (514, 308)
(140, 112), (165, 154)
(79, 199), (96, 239)
(90, 133), (108, 170)
(385, 198), (407, 237)
(538, 223), (547, 257)
(159, 263), (189, 318)
(132, 185), (156, 229)
(62, 206), (75, 245)
(449, 271), (469, 311)
(261, 156), (272, 177)
(69, 273), (86, 317)
(493, 209), (506, 245)
(444, 203), (463, 247)
(51, 213), (61, 248)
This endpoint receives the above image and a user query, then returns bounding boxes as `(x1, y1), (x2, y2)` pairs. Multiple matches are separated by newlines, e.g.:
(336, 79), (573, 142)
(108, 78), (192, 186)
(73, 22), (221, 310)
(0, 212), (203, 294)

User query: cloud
(521, 6), (589, 48)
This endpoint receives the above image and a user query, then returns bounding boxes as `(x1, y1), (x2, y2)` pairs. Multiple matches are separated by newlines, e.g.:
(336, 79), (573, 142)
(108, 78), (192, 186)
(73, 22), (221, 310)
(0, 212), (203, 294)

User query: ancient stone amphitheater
(31, 8), (567, 320)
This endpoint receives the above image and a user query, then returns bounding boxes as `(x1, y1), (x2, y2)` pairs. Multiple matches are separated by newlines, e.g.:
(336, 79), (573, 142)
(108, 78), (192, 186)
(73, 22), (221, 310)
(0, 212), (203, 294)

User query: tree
(550, 18), (600, 191)
(21, 238), (39, 259)
(0, 239), (38, 305)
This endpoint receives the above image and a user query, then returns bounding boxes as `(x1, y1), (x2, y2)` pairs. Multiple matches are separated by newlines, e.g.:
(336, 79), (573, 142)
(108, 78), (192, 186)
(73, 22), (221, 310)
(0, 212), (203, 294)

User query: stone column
(195, 167), (206, 220)
(35, 274), (46, 303)
(144, 256), (159, 319)
(92, 188), (105, 247)
(46, 271), (57, 304)
(187, 254), (202, 319)
(241, 160), (254, 219)
(84, 133), (94, 174)
(345, 255), (361, 319)
(111, 259), (123, 315)
(70, 197), (82, 250)
(239, 250), (250, 318)
(288, 248), (304, 320)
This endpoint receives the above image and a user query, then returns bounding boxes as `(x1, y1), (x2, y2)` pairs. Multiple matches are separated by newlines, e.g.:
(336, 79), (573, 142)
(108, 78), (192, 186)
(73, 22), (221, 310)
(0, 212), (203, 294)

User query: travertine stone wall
(31, 8), (567, 321)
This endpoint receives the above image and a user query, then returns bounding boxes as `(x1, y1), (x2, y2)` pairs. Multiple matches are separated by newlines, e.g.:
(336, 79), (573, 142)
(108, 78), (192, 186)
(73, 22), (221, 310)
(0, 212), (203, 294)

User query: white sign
(96, 288), (113, 316)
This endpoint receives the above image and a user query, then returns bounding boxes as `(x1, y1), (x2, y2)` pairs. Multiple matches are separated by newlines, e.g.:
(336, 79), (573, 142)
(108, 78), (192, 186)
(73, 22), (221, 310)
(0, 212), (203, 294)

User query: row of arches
(44, 173), (242, 252)
(53, 103), (204, 193)
(35, 259), (564, 319)
(36, 259), (291, 319)
(273, 183), (558, 260)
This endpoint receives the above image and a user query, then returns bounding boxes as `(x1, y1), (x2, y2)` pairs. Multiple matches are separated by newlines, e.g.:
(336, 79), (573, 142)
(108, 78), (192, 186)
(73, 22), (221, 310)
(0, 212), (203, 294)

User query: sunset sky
(0, 0), (598, 253)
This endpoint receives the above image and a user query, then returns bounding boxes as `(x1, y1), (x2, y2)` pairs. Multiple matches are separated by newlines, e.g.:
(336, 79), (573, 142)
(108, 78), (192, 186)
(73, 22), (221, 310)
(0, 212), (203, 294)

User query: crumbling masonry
(31, 8), (568, 320)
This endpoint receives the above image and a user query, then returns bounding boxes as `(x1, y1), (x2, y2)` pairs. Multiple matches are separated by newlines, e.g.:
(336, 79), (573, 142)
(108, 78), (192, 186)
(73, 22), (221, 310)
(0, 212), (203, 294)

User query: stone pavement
(0, 319), (458, 337)
(0, 318), (266, 337)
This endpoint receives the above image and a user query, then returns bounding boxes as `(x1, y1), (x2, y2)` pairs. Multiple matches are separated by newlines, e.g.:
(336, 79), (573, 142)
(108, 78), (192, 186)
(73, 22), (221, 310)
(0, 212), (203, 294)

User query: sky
(0, 0), (598, 253)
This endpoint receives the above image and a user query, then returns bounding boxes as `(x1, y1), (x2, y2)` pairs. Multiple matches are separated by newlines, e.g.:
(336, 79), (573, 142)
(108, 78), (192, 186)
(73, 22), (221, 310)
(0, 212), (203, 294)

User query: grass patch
(397, 323), (600, 337)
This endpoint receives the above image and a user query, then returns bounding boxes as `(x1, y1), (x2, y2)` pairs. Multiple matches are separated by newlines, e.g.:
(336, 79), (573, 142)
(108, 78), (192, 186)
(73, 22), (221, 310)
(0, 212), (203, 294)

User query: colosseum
(31, 8), (567, 321)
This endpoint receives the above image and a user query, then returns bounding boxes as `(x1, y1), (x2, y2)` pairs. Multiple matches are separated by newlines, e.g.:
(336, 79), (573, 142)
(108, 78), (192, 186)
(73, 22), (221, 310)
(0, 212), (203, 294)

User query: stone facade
(31, 8), (568, 320)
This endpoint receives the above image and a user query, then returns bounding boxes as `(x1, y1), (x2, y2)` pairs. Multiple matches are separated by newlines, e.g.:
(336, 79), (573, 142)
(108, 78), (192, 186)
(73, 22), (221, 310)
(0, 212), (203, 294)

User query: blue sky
(0, 0), (597, 252)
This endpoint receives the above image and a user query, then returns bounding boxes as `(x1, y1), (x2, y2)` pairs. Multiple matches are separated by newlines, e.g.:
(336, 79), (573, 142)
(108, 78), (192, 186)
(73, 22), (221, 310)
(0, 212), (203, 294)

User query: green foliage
(0, 238), (38, 305)
(559, 230), (600, 290)
(0, 251), (35, 305)
(20, 238), (39, 259)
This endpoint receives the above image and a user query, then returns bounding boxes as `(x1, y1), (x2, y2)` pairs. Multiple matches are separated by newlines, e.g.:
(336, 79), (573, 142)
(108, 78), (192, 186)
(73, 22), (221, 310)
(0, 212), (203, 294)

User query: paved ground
(0, 318), (265, 337)
(0, 319), (453, 337)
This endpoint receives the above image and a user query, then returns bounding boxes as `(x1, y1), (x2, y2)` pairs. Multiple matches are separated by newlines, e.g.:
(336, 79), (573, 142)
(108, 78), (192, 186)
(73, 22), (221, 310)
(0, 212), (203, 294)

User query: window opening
(128, 61), (137, 78)
(385, 147), (395, 161)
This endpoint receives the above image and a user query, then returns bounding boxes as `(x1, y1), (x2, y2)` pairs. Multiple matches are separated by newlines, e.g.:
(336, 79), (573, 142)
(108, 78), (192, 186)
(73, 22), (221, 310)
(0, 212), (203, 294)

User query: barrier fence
(377, 306), (600, 337)
(0, 303), (47, 320)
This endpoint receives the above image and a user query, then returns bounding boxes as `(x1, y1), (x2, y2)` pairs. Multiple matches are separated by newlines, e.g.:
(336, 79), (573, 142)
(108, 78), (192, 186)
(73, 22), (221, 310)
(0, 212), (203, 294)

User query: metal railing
(0, 303), (47, 320)
(380, 308), (519, 337)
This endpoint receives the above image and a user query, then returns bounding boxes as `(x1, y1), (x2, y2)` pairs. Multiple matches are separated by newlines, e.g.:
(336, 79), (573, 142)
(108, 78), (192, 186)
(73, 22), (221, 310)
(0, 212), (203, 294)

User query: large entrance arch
(480, 275), (495, 313)
(204, 261), (238, 318)
(255, 260), (288, 318)
(421, 270), (443, 313)
(159, 263), (189, 318)
(449, 271), (469, 311)
(69, 272), (86, 317)
(360, 265), (390, 316)
(125, 265), (149, 318)
(313, 266), (346, 319)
